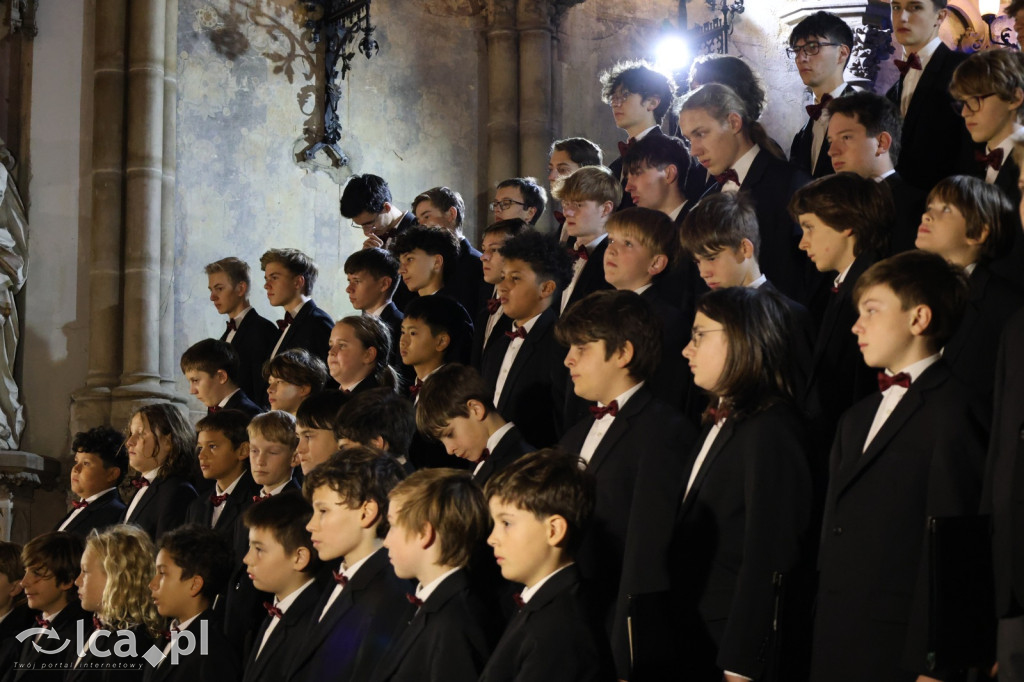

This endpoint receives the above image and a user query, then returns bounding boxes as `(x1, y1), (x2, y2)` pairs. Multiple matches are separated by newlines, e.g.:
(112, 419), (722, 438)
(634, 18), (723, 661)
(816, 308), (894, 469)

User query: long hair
(679, 83), (785, 159)
(86, 526), (164, 636)
(337, 316), (400, 391)
(127, 403), (196, 479)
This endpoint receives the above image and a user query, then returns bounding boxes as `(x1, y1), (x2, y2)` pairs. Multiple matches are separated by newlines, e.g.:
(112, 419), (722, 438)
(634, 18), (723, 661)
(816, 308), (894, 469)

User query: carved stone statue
(0, 139), (28, 449)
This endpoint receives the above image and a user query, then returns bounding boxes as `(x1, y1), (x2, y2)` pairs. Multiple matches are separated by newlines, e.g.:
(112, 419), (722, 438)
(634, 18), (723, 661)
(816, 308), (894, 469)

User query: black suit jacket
(141, 611), (241, 682)
(65, 623), (156, 682)
(982, 307), (1024, 617)
(0, 603), (35, 680)
(470, 296), (512, 372)
(7, 601), (89, 682)
(811, 362), (988, 682)
(54, 488), (125, 538)
(671, 402), (813, 680)
(883, 172), (926, 256)
(990, 154), (1024, 289)
(559, 386), (695, 678)
(221, 308), (278, 409)
(122, 475), (198, 543)
(886, 42), (982, 192)
(369, 569), (493, 682)
(185, 470), (262, 554)
(943, 264), (1024, 409)
(215, 391), (263, 419)
(242, 580), (323, 682)
(481, 307), (567, 448)
(377, 302), (405, 368)
(790, 83), (858, 178)
(389, 213), (418, 312)
(478, 565), (615, 682)
(639, 286), (691, 414)
(275, 299), (334, 366)
(560, 238), (613, 314)
(287, 548), (414, 682)
(451, 237), (487, 318)
(473, 425), (533, 488)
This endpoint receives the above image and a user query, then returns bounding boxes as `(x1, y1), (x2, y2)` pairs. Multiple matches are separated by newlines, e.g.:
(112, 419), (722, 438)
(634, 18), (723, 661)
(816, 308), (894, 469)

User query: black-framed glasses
(786, 41), (840, 58)
(689, 328), (725, 348)
(489, 199), (526, 212)
(951, 93), (998, 115)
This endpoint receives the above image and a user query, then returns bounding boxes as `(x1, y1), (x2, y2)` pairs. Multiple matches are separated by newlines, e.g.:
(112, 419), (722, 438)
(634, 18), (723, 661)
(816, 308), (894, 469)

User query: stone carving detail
(849, 24), (895, 84)
(0, 140), (27, 450)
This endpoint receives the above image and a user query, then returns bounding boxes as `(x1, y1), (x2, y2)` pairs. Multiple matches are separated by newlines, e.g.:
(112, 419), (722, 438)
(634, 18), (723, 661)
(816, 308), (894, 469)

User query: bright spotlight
(655, 34), (690, 75)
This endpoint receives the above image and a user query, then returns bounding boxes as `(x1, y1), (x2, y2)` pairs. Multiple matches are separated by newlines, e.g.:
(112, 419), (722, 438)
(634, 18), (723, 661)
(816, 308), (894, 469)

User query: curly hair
(87, 526), (163, 637)
(498, 231), (574, 290)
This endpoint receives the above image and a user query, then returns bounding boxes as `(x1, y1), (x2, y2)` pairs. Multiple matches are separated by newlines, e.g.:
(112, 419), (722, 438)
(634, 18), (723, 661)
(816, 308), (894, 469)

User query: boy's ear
(360, 499), (381, 529)
(298, 385), (312, 399)
(235, 442), (250, 462)
(539, 278), (557, 299)
(444, 207), (459, 228)
(6, 578), (22, 598)
(431, 254), (444, 274)
(187, 574), (204, 599)
(363, 345), (379, 366)
(908, 303), (934, 338)
(726, 111), (744, 134)
(738, 238), (756, 260)
(369, 435), (387, 451)
(968, 224), (991, 246)
(648, 253), (669, 276)
(434, 331), (451, 353)
(294, 274), (307, 295)
(643, 95), (660, 113)
(663, 164), (679, 187)
(235, 280), (249, 298)
(876, 131), (893, 155)
(103, 465), (122, 488)
(1010, 88), (1024, 112)
(466, 399), (489, 421)
(418, 522), (436, 550)
(214, 369), (230, 386)
(612, 340), (635, 369)
(378, 276), (393, 295)
(292, 546), (311, 573)
(545, 514), (569, 548)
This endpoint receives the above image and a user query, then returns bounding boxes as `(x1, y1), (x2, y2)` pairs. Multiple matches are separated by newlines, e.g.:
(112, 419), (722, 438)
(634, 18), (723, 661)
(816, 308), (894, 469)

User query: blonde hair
(248, 410), (300, 449)
(551, 165), (623, 206)
(86, 526), (163, 636)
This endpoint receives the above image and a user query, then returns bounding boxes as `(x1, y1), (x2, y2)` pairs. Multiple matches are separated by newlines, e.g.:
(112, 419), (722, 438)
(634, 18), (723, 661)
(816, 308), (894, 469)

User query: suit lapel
(127, 477), (164, 522)
(496, 310), (554, 413)
(942, 267), (986, 364)
(586, 390), (651, 473)
(740, 149), (769, 190)
(903, 44), (947, 131)
(678, 419), (736, 518)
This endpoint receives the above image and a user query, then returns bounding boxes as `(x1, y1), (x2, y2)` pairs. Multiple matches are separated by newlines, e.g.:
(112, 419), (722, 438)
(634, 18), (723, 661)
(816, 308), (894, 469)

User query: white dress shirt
(579, 382), (644, 465)
(494, 314), (542, 404)
(900, 37), (942, 117)
(862, 353), (941, 452)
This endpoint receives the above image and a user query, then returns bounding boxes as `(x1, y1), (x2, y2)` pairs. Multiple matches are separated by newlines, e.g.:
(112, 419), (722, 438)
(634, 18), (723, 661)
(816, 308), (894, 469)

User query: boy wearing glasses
(490, 177), (547, 226)
(885, 0), (978, 191)
(787, 11), (857, 178)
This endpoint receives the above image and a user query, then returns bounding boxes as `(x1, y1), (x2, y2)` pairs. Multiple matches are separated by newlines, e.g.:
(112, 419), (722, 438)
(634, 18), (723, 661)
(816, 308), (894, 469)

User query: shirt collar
(634, 283), (654, 295)
(732, 144), (761, 185)
(274, 579), (315, 612)
(520, 563), (574, 604)
(887, 352), (941, 382)
(263, 479), (292, 497)
(485, 422), (515, 453)
(217, 388), (240, 408)
(217, 472), (244, 496)
(634, 125), (658, 141)
(834, 261), (855, 288)
(964, 262), (978, 277)
(910, 36), (942, 67)
(747, 274), (767, 289)
(173, 613), (201, 633)
(576, 232), (607, 251)
(875, 168), (897, 182)
(141, 468), (160, 483)
(414, 566), (461, 604)
(285, 299), (308, 318)
(84, 487), (116, 503)
(821, 81), (850, 103)
(667, 201), (687, 221)
(231, 306), (252, 324)
(366, 303), (388, 318)
(515, 313), (543, 335)
(598, 381), (644, 411)
(341, 546), (382, 579)
(989, 122), (1024, 155)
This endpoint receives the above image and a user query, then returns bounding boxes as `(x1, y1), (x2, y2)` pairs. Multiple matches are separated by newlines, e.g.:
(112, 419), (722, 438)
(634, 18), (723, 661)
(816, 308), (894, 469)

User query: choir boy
(181, 338), (262, 418)
(55, 426), (127, 538)
(260, 248), (334, 364)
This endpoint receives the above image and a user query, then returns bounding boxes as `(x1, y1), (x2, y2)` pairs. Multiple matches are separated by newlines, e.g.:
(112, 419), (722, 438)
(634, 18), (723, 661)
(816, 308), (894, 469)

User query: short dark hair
(333, 388), (416, 457)
(262, 348), (328, 393)
(600, 60), (676, 124)
(128, 404), (196, 479)
(260, 248), (318, 296)
(926, 175), (1017, 262)
(484, 448), (594, 555)
(853, 250), (969, 351)
(295, 390), (351, 431)
(205, 257), (251, 288)
(788, 172), (892, 256)
(496, 177), (548, 225)
(789, 12), (854, 62)
(196, 409), (252, 449)
(555, 290), (663, 382)
(681, 192), (761, 260)
(242, 493), (322, 576)
(303, 445), (406, 539)
(482, 219), (532, 241)
(180, 338), (241, 384)
(340, 174), (393, 218)
(498, 231), (573, 290)
(623, 135), (695, 193)
(0, 541), (23, 586)
(827, 92), (903, 162)
(694, 287), (799, 421)
(402, 296), (474, 364)
(688, 55), (767, 120)
(344, 248), (401, 299)
(550, 138), (603, 167)
(72, 426), (128, 486)
(157, 525), (233, 601)
(415, 364), (496, 440)
(22, 532), (84, 597)
(412, 187), (465, 229)
(389, 225), (461, 284)
(390, 468), (489, 568)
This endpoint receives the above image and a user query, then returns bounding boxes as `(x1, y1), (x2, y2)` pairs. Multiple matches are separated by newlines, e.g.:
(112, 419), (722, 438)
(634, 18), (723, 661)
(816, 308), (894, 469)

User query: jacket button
(832, 526), (843, 535)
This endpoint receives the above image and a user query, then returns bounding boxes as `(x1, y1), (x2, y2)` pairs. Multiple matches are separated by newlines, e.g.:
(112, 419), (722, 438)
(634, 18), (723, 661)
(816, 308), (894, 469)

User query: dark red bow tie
(513, 593), (525, 610)
(35, 616), (51, 629)
(830, 285), (840, 294)
(210, 492), (229, 507)
(225, 318), (238, 333)
(486, 297), (501, 315)
(92, 616), (103, 631)
(208, 405), (221, 413)
(477, 448), (490, 463)
(976, 147), (1004, 171)
(617, 137), (636, 158)
(568, 244), (589, 262)
(252, 493), (272, 503)
(277, 312), (294, 331)
(589, 400), (619, 419)
(263, 601), (284, 619)
(805, 94), (834, 121)
(877, 371), (911, 392)
(72, 499), (89, 510)
(553, 210), (565, 225)
(131, 477), (150, 490)
(708, 404), (731, 423)
(160, 626), (181, 641)
(505, 326), (528, 341)
(332, 570), (349, 586)
(714, 169), (740, 186)
(406, 593), (423, 608)
(894, 52), (922, 77)
(409, 379), (423, 397)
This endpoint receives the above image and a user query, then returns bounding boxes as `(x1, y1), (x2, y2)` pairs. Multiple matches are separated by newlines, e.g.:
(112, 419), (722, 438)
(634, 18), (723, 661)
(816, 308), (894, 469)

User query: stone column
(487, 0), (519, 196)
(516, 0), (554, 182)
(159, 0), (178, 391)
(114, 0), (170, 418)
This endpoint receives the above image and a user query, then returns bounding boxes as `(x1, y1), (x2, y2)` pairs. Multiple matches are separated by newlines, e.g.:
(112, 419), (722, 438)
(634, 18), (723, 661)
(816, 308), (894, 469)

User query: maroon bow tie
(805, 94), (834, 121)
(35, 616), (51, 629)
(477, 448), (490, 464)
(976, 148), (1004, 171)
(263, 601), (284, 619)
(208, 405), (221, 413)
(877, 371), (911, 392)
(252, 493), (272, 503)
(92, 616), (103, 631)
(225, 318), (238, 333)
(553, 210), (565, 225)
(708, 404), (731, 423)
(589, 400), (619, 419)
(569, 244), (589, 261)
(505, 326), (528, 341)
(131, 477), (150, 490)
(210, 492), (229, 507)
(72, 499), (89, 510)
(714, 169), (740, 186)
(513, 593), (525, 610)
(332, 570), (349, 586)
(409, 379), (423, 397)
(830, 285), (840, 294)
(894, 52), (922, 77)
(161, 626), (181, 641)
(486, 297), (501, 315)
(277, 312), (294, 331)
(406, 593), (423, 608)
(617, 137), (636, 158)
